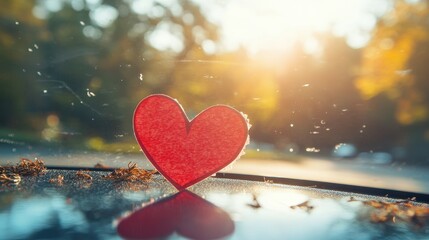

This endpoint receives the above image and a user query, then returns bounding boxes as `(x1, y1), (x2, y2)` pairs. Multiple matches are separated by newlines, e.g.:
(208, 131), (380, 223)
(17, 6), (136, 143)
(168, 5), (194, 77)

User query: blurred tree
(356, 0), (429, 162)
(356, 0), (429, 125)
(0, 0), (219, 144)
(265, 35), (365, 152)
(3, 0), (426, 164)
(0, 0), (45, 129)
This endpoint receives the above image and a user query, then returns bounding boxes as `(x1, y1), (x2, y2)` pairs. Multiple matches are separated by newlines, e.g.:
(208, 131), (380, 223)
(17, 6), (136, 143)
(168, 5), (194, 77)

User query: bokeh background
(1, 0), (429, 175)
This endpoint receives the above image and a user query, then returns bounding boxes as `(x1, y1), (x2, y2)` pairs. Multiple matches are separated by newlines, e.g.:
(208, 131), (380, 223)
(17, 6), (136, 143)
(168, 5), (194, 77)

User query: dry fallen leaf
(247, 194), (262, 209)
(94, 163), (109, 169)
(104, 162), (156, 182)
(348, 196), (429, 227)
(76, 170), (92, 181)
(0, 158), (46, 185)
(0, 173), (21, 184)
(49, 175), (64, 186)
(290, 200), (314, 212)
(0, 158), (46, 176)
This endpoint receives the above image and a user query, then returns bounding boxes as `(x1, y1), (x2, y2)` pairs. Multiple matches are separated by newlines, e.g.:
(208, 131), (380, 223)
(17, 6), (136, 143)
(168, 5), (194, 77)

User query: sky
(201, 0), (392, 54)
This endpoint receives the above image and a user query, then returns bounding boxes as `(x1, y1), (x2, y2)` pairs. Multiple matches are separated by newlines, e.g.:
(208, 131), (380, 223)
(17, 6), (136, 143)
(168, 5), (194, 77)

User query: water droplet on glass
(289, 148), (294, 152)
(326, 128), (331, 131)
(139, 73), (144, 81)
(320, 120), (326, 124)
(80, 21), (85, 26)
(256, 148), (260, 152)
(34, 44), (39, 49)
(314, 125), (320, 129)
(28, 48), (33, 52)
(360, 130), (363, 133)
(290, 124), (294, 127)
(12, 148), (16, 152)
(71, 102), (75, 106)
(86, 88), (95, 97)
(306, 147), (320, 153)
(43, 89), (48, 94)
(302, 83), (310, 87)
(334, 143), (348, 151)
(341, 109), (348, 112)
(37, 71), (42, 76)
(310, 131), (320, 135)
(362, 124), (366, 128)
(15, 21), (19, 25)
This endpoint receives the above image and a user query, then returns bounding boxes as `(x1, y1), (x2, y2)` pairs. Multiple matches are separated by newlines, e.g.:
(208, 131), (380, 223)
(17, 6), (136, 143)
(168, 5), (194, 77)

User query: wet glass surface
(0, 169), (428, 239)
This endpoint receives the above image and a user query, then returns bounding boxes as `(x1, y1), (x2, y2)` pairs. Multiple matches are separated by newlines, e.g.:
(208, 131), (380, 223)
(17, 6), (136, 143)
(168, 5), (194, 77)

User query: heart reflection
(117, 191), (235, 240)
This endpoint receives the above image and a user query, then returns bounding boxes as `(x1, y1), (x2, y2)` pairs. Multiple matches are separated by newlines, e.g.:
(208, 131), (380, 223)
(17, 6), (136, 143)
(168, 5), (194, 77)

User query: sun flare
(220, 0), (386, 54)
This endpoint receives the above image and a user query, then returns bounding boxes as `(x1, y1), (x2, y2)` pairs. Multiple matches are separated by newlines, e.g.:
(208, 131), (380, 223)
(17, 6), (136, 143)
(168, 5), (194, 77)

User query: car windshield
(1, 0), (429, 194)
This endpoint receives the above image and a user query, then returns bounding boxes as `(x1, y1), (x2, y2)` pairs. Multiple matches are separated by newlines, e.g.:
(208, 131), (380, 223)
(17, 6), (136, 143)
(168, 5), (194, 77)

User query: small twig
(290, 200), (314, 212)
(247, 194), (262, 209)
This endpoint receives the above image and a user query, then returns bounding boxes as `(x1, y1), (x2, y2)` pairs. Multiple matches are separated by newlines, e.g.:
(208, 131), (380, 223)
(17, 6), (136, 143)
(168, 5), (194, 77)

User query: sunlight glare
(220, 0), (386, 54)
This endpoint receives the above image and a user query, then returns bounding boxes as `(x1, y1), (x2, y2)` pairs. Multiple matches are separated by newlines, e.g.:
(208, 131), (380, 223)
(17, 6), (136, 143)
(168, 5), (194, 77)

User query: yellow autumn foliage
(356, 0), (429, 125)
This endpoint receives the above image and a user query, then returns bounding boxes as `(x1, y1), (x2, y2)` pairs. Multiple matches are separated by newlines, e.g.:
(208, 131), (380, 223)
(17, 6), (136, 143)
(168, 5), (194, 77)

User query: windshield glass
(1, 0), (429, 194)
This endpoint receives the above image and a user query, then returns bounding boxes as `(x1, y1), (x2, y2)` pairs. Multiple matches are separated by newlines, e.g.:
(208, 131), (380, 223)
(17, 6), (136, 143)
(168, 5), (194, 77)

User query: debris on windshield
(49, 174), (64, 186)
(76, 170), (92, 181)
(104, 162), (156, 182)
(247, 194), (262, 209)
(348, 196), (358, 202)
(94, 163), (110, 169)
(0, 158), (46, 176)
(263, 177), (274, 184)
(75, 170), (92, 188)
(290, 200), (314, 212)
(0, 173), (21, 185)
(348, 197), (429, 227)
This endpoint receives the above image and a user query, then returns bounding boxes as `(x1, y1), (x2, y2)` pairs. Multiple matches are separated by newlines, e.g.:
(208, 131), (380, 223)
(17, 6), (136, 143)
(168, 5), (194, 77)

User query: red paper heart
(116, 191), (235, 240)
(133, 94), (249, 189)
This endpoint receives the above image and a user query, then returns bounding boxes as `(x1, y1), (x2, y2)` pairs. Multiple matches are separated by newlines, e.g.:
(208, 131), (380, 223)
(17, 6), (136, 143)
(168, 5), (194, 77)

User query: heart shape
(133, 94), (249, 189)
(116, 191), (235, 240)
